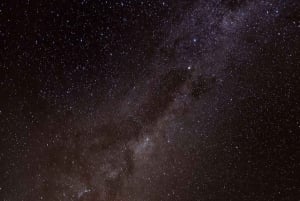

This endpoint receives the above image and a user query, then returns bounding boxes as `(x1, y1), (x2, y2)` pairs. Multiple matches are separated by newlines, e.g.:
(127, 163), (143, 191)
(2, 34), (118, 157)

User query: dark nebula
(0, 0), (299, 201)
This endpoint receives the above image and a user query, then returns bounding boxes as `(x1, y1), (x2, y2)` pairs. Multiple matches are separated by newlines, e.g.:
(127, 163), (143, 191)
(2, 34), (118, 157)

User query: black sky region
(0, 0), (299, 201)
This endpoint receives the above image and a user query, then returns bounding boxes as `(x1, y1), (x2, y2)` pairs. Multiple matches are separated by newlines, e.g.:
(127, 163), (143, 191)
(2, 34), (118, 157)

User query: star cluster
(0, 0), (299, 201)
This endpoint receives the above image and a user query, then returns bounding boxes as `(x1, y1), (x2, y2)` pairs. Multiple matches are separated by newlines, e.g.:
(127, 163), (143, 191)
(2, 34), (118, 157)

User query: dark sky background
(0, 0), (299, 201)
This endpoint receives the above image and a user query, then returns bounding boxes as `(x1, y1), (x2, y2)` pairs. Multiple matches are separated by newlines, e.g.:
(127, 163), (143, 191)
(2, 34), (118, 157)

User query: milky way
(1, 0), (299, 201)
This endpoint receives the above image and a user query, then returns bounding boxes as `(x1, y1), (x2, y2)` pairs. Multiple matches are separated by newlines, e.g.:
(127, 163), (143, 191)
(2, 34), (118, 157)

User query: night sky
(1, 0), (299, 201)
